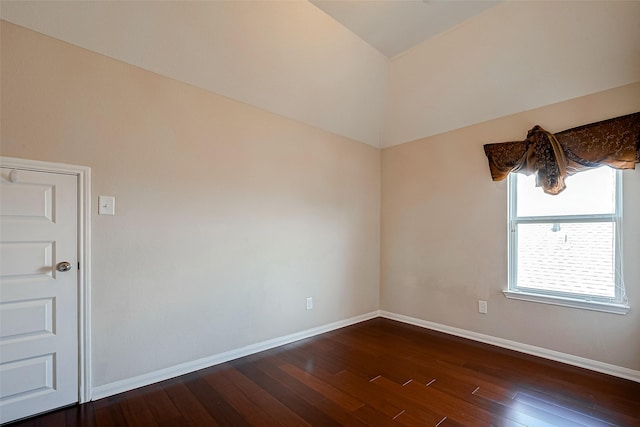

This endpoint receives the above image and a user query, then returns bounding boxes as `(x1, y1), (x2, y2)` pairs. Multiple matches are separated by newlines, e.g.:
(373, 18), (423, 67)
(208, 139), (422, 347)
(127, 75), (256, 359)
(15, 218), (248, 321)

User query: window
(505, 167), (629, 314)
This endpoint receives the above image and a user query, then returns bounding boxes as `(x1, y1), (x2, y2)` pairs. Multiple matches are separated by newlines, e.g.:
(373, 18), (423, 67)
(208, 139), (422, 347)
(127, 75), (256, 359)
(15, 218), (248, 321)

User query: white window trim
(503, 290), (629, 314)
(506, 170), (629, 315)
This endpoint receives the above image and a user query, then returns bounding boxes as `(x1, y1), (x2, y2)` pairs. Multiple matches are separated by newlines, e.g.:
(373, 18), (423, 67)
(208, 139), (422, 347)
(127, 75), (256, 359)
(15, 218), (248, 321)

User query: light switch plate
(99, 196), (115, 215)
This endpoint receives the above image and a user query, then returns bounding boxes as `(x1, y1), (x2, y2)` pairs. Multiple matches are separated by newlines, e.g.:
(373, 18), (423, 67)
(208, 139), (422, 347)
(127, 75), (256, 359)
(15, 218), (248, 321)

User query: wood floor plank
(31, 410), (66, 427)
(161, 378), (222, 426)
(202, 368), (285, 427)
(92, 395), (128, 427)
(277, 338), (348, 376)
(182, 374), (251, 426)
(350, 405), (399, 427)
(336, 371), (443, 425)
(9, 318), (640, 426)
(231, 357), (343, 426)
(216, 366), (312, 427)
(252, 357), (369, 426)
(278, 362), (364, 412)
(391, 410), (433, 427)
(511, 391), (615, 427)
(65, 404), (97, 427)
(374, 375), (491, 425)
(118, 392), (159, 427)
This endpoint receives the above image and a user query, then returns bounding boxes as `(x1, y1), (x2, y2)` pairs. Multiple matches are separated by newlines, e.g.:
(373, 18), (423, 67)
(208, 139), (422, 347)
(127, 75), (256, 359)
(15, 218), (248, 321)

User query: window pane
(516, 167), (616, 217)
(516, 222), (616, 298)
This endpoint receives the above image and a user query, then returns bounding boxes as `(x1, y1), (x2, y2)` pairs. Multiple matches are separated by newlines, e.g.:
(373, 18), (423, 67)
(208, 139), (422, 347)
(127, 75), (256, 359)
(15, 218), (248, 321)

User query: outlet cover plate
(479, 300), (488, 314)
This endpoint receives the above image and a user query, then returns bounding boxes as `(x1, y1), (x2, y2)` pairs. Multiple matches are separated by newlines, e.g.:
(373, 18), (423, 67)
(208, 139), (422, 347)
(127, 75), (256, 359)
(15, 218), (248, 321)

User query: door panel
(0, 241), (54, 279)
(0, 298), (54, 341)
(0, 354), (55, 401)
(0, 182), (54, 221)
(0, 168), (78, 424)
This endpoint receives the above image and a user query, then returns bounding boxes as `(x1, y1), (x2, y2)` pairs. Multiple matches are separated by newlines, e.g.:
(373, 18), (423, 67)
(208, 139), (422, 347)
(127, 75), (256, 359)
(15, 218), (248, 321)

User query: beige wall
(381, 82), (640, 370)
(2, 14), (639, 391)
(1, 22), (381, 387)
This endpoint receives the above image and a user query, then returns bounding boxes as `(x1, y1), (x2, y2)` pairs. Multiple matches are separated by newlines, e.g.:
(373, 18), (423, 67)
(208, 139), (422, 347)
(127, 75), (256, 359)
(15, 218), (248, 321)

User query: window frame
(504, 169), (629, 315)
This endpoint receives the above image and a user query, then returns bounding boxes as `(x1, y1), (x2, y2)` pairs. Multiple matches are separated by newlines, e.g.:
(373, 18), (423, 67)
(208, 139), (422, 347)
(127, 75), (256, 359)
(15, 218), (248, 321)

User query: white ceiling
(311, 0), (500, 58)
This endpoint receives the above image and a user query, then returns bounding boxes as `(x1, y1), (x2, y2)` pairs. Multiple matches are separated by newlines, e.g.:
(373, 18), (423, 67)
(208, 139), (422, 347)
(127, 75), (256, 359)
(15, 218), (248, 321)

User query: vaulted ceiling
(1, 1), (638, 148)
(311, 0), (499, 58)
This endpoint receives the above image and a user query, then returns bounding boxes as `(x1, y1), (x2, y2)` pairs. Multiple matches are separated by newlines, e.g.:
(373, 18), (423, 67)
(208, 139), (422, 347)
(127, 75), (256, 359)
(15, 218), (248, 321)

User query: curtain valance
(483, 112), (640, 194)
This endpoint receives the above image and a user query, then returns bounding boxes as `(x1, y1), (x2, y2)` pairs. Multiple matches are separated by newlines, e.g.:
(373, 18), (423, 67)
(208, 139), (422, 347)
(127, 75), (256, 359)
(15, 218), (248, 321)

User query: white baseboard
(92, 309), (639, 400)
(91, 310), (380, 401)
(380, 310), (640, 384)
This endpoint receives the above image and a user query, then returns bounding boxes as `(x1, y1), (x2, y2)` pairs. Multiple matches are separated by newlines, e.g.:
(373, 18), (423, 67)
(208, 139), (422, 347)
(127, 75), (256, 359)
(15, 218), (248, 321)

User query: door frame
(1, 156), (92, 404)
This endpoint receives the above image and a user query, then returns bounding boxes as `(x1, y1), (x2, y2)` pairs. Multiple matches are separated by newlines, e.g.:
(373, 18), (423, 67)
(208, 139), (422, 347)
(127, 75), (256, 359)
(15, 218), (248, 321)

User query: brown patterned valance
(483, 112), (640, 194)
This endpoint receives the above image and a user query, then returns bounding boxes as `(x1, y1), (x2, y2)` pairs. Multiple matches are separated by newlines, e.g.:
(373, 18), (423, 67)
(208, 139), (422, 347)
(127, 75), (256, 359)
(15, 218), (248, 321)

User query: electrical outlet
(306, 297), (313, 310)
(478, 300), (488, 314)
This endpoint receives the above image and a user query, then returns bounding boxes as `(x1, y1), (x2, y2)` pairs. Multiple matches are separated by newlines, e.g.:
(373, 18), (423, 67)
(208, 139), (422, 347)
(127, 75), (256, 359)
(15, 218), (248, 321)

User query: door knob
(56, 261), (72, 272)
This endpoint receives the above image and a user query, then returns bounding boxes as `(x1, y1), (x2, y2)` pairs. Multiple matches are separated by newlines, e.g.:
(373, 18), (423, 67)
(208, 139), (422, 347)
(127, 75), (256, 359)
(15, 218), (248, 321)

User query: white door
(0, 167), (79, 424)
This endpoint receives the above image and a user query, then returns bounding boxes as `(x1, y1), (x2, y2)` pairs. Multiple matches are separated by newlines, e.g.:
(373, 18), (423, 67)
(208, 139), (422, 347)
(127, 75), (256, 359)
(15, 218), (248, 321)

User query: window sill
(503, 290), (630, 315)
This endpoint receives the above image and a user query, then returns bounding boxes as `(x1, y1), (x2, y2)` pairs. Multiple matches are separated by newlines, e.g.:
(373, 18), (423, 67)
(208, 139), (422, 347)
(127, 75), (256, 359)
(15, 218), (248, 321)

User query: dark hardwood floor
(9, 318), (640, 426)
